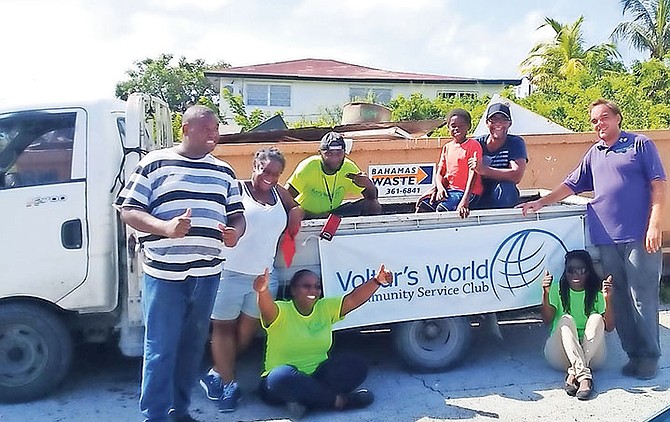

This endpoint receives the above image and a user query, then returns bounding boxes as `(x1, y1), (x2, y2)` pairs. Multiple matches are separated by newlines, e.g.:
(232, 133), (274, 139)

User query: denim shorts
(211, 268), (278, 320)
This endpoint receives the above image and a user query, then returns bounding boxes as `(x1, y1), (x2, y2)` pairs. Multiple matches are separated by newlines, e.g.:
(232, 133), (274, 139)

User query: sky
(0, 0), (645, 105)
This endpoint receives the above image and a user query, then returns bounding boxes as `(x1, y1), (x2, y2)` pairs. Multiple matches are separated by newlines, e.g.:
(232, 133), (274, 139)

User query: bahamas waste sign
(319, 215), (585, 330)
(368, 163), (435, 198)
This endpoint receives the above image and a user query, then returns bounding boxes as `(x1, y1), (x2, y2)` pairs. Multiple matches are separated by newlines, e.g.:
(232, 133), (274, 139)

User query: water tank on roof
(341, 102), (391, 125)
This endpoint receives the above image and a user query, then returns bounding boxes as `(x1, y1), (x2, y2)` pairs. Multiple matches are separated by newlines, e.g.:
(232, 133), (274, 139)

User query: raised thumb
(218, 223), (226, 231)
(473, 151), (478, 160)
(180, 208), (192, 219)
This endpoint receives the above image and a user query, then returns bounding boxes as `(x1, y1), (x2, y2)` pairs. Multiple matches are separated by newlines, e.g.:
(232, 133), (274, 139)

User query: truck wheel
(0, 303), (73, 402)
(392, 316), (471, 371)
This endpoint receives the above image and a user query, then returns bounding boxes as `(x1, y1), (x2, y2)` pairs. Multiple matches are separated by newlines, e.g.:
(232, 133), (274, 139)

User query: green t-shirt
(548, 282), (606, 340)
(286, 155), (364, 214)
(262, 296), (344, 376)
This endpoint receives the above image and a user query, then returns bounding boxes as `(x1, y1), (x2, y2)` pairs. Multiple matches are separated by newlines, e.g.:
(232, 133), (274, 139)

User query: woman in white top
(200, 147), (303, 412)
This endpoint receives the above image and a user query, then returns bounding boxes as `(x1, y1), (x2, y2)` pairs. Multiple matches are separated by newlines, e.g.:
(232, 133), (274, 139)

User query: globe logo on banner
(489, 229), (569, 299)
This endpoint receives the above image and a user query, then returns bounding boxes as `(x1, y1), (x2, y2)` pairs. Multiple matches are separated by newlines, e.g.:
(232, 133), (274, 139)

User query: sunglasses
(566, 266), (587, 275)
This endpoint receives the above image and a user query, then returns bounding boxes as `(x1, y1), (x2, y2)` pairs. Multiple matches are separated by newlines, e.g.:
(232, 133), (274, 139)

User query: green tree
(612, 0), (670, 59)
(221, 90), (280, 131)
(290, 105), (343, 128)
(521, 16), (620, 88)
(116, 54), (228, 113)
(514, 57), (670, 131)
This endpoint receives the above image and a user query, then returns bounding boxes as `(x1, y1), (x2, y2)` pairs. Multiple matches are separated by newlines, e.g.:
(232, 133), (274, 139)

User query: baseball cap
(486, 103), (512, 120)
(319, 131), (346, 151)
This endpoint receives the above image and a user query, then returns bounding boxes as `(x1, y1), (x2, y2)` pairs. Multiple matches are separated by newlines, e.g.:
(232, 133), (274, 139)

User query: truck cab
(0, 95), (172, 402)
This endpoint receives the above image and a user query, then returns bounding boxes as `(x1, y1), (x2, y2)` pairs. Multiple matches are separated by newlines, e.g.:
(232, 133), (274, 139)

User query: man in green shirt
(286, 132), (381, 218)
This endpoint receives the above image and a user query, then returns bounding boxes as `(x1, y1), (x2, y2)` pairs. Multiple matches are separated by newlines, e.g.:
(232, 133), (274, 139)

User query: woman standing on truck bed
(541, 250), (614, 400)
(200, 147), (303, 413)
(254, 264), (392, 419)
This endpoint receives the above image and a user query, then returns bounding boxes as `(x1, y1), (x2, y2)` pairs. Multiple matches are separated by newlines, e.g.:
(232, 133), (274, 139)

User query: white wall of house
(217, 77), (510, 124)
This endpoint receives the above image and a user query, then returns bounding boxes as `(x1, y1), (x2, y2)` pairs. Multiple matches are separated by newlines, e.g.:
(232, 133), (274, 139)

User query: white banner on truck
(368, 163), (435, 198)
(319, 215), (585, 330)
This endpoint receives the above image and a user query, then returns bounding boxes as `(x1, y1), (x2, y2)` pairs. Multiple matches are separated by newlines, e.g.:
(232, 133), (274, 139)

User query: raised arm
(254, 268), (279, 326)
(340, 264), (392, 317)
(540, 270), (556, 325)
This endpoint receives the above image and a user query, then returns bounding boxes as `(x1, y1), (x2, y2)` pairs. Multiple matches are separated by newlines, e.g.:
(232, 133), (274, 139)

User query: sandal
(563, 374), (578, 396)
(576, 378), (593, 401)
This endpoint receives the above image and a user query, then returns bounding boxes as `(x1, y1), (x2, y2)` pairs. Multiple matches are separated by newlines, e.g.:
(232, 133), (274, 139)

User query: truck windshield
(0, 111), (76, 189)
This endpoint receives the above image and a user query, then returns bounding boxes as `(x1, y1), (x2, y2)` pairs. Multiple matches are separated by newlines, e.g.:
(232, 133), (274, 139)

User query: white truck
(0, 94), (172, 402)
(0, 94), (588, 402)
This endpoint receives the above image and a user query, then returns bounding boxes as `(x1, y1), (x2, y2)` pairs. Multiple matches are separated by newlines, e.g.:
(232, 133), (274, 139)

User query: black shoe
(635, 360), (658, 380)
(169, 413), (201, 422)
(621, 359), (638, 377)
(575, 379), (593, 401)
(344, 389), (374, 409)
(563, 375), (578, 396)
(286, 401), (307, 420)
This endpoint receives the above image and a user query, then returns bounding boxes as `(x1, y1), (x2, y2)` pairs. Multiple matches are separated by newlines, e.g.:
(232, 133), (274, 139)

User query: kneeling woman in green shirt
(253, 264), (392, 417)
(541, 250), (614, 401)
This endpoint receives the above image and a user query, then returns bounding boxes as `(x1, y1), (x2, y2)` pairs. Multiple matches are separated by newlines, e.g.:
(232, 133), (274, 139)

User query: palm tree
(521, 16), (620, 85)
(611, 0), (670, 59)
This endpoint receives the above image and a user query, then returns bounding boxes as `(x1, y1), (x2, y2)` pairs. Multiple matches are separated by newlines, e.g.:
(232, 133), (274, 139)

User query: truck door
(118, 95), (173, 348)
(0, 109), (88, 300)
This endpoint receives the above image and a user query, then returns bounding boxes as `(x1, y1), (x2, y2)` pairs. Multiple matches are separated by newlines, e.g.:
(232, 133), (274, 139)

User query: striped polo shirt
(115, 148), (244, 281)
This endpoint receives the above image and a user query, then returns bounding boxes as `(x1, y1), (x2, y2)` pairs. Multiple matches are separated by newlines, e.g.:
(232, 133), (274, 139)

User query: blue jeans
(260, 353), (368, 409)
(474, 181), (520, 209)
(599, 241), (662, 362)
(140, 273), (220, 421)
(417, 189), (479, 212)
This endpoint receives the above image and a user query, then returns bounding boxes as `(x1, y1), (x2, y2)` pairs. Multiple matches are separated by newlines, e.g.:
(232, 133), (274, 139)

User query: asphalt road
(2, 312), (670, 422)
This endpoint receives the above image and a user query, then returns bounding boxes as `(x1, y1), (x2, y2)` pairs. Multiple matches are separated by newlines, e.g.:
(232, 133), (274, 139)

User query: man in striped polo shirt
(115, 105), (245, 422)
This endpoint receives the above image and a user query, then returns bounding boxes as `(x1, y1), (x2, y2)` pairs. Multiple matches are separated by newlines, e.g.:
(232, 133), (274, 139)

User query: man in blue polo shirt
(520, 98), (667, 380)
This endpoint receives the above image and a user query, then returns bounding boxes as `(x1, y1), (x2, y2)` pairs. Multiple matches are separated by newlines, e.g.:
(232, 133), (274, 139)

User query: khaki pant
(544, 314), (606, 381)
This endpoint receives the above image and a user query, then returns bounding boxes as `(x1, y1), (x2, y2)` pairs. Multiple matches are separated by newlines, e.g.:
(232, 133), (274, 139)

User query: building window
(349, 87), (392, 104)
(246, 84), (291, 107)
(436, 90), (478, 100)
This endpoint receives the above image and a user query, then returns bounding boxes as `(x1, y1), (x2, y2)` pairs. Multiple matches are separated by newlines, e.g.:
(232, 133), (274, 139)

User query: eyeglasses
(566, 266), (587, 275)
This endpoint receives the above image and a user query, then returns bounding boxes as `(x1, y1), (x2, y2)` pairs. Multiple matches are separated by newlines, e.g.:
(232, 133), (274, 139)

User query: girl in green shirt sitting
(541, 249), (614, 401)
(254, 264), (392, 419)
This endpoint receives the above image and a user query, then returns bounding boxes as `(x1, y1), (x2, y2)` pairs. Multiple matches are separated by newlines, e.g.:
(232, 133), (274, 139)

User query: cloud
(0, 0), (642, 105)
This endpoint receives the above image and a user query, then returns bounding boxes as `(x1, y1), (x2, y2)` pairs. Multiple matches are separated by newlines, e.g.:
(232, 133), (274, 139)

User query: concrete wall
(214, 129), (670, 231)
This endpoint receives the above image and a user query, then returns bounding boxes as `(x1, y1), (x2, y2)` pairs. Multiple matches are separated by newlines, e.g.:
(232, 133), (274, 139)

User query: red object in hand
(280, 234), (296, 267)
(320, 214), (341, 241)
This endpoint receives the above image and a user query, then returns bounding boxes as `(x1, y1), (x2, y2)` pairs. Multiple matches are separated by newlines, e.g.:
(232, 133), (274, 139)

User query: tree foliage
(611, 0), (670, 59)
(290, 106), (343, 128)
(521, 16), (621, 89)
(387, 93), (490, 128)
(221, 90), (282, 131)
(115, 53), (228, 113)
(513, 57), (670, 131)
(516, 12), (670, 131)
